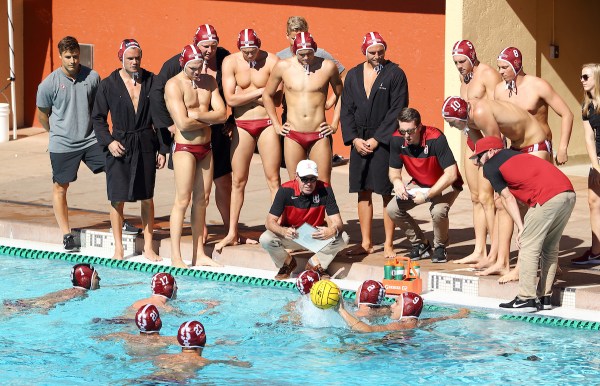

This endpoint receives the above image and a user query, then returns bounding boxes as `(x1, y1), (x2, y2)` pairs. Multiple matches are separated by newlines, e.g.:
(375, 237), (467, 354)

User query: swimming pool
(1, 253), (599, 385)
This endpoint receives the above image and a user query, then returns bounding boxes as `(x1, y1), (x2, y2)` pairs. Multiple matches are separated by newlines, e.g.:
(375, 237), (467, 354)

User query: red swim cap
(452, 40), (477, 67)
(497, 46), (523, 77)
(193, 24), (219, 46)
(357, 280), (386, 306)
(117, 39), (141, 62)
(442, 96), (469, 121)
(179, 44), (204, 70)
(292, 32), (317, 55)
(151, 272), (177, 299)
(135, 304), (162, 334)
(296, 270), (321, 295)
(237, 29), (261, 50)
(397, 292), (423, 319)
(361, 32), (387, 56)
(178, 320), (207, 348)
(71, 264), (96, 290)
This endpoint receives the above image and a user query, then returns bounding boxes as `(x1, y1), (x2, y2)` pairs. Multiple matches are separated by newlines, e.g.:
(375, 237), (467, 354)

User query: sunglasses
(399, 128), (418, 135)
(474, 153), (485, 166)
(300, 176), (317, 183)
(581, 74), (591, 81)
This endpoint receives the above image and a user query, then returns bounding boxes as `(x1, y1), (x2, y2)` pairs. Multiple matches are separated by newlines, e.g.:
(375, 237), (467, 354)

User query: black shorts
(50, 143), (106, 184)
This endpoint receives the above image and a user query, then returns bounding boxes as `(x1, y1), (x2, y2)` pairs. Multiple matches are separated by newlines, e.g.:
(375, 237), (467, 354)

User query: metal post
(7, 0), (17, 139)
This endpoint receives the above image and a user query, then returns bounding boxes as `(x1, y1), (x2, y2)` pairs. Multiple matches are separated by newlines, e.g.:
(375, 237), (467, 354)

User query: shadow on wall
(211, 0), (445, 14)
(23, 0), (53, 127)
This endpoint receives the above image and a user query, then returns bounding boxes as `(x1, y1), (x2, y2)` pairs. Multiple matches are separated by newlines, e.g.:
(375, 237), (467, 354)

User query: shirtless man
(493, 46), (573, 282)
(2, 264), (100, 317)
(165, 45), (227, 268)
(354, 280), (391, 320)
(338, 291), (469, 332)
(450, 40), (502, 266)
(215, 29), (281, 253)
(130, 273), (178, 312)
(97, 305), (176, 354)
(145, 320), (251, 383)
(443, 96), (552, 277)
(263, 32), (343, 184)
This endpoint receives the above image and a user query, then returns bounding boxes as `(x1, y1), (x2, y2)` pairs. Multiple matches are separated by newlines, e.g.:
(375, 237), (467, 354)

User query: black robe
(92, 68), (158, 202)
(149, 47), (232, 177)
(341, 61), (409, 195)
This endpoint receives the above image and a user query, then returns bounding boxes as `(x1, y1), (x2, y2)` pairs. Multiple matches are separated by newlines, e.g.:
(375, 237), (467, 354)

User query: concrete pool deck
(1, 128), (599, 318)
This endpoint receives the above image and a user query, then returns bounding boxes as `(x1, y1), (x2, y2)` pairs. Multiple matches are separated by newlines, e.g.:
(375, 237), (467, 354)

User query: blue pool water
(0, 255), (599, 385)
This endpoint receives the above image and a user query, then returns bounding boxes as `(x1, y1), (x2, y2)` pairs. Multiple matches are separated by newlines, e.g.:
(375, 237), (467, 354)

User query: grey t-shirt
(276, 47), (345, 74)
(36, 66), (101, 153)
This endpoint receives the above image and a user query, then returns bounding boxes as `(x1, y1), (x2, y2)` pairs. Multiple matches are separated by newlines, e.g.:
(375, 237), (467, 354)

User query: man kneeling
(260, 160), (349, 280)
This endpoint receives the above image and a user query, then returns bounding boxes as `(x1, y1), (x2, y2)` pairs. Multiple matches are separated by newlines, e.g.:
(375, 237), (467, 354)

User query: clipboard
(294, 223), (334, 253)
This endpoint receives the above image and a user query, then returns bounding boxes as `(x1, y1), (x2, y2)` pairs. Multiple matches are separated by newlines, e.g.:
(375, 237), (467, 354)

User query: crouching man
(260, 160), (349, 280)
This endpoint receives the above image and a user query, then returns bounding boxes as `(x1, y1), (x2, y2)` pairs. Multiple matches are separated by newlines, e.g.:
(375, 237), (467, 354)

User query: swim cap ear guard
(398, 292), (423, 319)
(193, 24), (219, 46)
(451, 40), (477, 67)
(178, 320), (207, 348)
(71, 263), (96, 290)
(296, 270), (321, 295)
(237, 28), (261, 50)
(117, 39), (142, 63)
(151, 272), (177, 299)
(292, 32), (317, 55)
(179, 44), (204, 70)
(497, 46), (523, 95)
(442, 96), (469, 121)
(357, 280), (386, 307)
(361, 32), (387, 56)
(135, 304), (162, 334)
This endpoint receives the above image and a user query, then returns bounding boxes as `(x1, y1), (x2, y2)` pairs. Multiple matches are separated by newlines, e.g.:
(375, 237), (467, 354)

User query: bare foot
(194, 256), (222, 267)
(345, 244), (374, 256)
(171, 257), (189, 269)
(472, 253), (497, 269)
(143, 249), (162, 262)
(498, 268), (519, 284)
(383, 245), (396, 259)
(113, 250), (124, 260)
(475, 262), (510, 277)
(214, 234), (258, 254)
(452, 253), (483, 265)
(238, 235), (258, 245)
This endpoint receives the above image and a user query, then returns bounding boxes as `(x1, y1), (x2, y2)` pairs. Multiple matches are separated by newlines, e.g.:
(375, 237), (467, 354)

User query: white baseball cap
(296, 159), (318, 177)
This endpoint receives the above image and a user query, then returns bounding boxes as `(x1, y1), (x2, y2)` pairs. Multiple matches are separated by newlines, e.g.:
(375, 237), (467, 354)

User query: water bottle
(384, 260), (394, 280)
(394, 263), (405, 280)
(413, 264), (421, 277)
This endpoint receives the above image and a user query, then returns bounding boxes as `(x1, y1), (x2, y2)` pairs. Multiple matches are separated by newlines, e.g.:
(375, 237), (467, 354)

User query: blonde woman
(573, 64), (600, 265)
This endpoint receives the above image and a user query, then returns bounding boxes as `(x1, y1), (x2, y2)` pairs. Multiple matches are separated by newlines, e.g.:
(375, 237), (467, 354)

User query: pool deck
(1, 128), (600, 319)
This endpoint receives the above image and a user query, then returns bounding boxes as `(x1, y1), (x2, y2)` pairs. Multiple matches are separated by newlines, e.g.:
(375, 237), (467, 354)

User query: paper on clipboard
(295, 223), (334, 253)
(407, 187), (430, 199)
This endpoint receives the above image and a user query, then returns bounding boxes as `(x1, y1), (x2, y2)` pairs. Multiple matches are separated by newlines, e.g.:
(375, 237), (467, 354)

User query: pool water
(0, 255), (599, 385)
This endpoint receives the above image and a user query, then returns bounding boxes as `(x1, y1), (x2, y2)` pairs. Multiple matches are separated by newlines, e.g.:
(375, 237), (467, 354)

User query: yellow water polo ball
(310, 280), (340, 309)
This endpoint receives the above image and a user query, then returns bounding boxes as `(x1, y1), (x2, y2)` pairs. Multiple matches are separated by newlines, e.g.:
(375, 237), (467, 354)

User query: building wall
(445, 0), (600, 167)
(22, 0), (445, 157)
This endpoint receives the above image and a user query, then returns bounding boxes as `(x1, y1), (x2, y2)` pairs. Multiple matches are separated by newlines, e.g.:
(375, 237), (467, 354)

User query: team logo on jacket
(313, 195), (320, 204)
(424, 145), (429, 155)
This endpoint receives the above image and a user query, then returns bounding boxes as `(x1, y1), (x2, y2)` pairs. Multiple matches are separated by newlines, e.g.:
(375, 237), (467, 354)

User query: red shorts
(510, 139), (552, 154)
(174, 142), (212, 162)
(236, 118), (272, 138)
(286, 130), (325, 151)
(466, 136), (475, 151)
